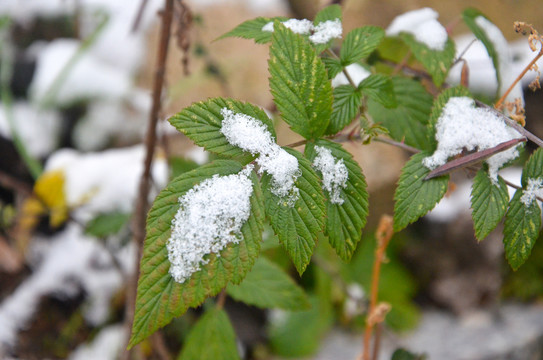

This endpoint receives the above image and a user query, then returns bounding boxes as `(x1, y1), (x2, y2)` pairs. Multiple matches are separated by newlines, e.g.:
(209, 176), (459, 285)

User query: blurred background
(0, 0), (543, 359)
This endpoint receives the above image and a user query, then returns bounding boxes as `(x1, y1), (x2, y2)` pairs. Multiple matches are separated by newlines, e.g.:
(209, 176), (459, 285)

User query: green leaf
(263, 147), (325, 275)
(168, 98), (275, 162)
(503, 190), (541, 270)
(394, 152), (449, 232)
(226, 257), (310, 310)
(359, 74), (397, 108)
(178, 308), (240, 360)
(521, 148), (543, 186)
(84, 212), (131, 238)
(314, 4), (342, 24)
(322, 57), (344, 79)
(399, 33), (455, 86)
(128, 160), (265, 348)
(305, 140), (369, 261)
(462, 9), (502, 93)
(269, 22), (333, 139)
(170, 157), (199, 179)
(470, 168), (509, 241)
(340, 26), (385, 65)
(326, 85), (361, 135)
(217, 16), (287, 44)
(268, 296), (333, 357)
(391, 349), (426, 360)
(427, 86), (471, 150)
(367, 76), (433, 151)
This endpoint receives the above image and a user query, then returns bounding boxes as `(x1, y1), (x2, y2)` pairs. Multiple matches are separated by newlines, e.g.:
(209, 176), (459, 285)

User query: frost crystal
(166, 166), (254, 283)
(475, 16), (524, 104)
(386, 8), (448, 51)
(220, 108), (301, 206)
(422, 97), (522, 183)
(313, 146), (348, 204)
(262, 18), (342, 45)
(520, 178), (543, 207)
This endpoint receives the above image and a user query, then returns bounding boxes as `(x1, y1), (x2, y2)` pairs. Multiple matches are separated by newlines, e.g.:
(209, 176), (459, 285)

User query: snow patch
(167, 166), (254, 283)
(263, 18), (342, 44)
(220, 108), (300, 205)
(29, 39), (131, 106)
(0, 102), (62, 157)
(386, 8), (448, 51)
(69, 324), (125, 360)
(475, 16), (524, 104)
(331, 63), (371, 87)
(0, 224), (132, 350)
(45, 145), (168, 222)
(423, 97), (522, 183)
(313, 146), (348, 204)
(520, 178), (543, 207)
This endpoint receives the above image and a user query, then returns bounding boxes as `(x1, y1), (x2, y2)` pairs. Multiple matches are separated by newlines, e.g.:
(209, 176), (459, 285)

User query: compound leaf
(168, 98), (275, 162)
(314, 4), (342, 24)
(326, 85), (361, 135)
(367, 76), (433, 151)
(129, 160), (264, 348)
(226, 256), (310, 310)
(218, 16), (286, 44)
(85, 212), (131, 238)
(305, 140), (369, 261)
(263, 148), (325, 275)
(503, 190), (541, 270)
(470, 168), (509, 241)
(340, 26), (384, 65)
(269, 22), (333, 139)
(178, 308), (240, 360)
(322, 57), (344, 79)
(394, 152), (449, 232)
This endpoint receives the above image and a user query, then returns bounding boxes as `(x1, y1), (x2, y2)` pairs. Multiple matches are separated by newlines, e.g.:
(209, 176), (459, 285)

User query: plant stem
(495, 46), (543, 109)
(360, 215), (394, 360)
(476, 100), (543, 148)
(325, 48), (357, 88)
(121, 0), (174, 358)
(216, 289), (227, 309)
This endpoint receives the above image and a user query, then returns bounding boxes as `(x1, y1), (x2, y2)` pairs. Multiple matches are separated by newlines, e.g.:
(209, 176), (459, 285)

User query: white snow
(309, 19), (343, 44)
(167, 166), (254, 283)
(69, 324), (125, 360)
(45, 145), (168, 221)
(0, 102), (62, 157)
(220, 108), (301, 205)
(422, 97), (523, 183)
(29, 39), (131, 106)
(331, 63), (371, 87)
(475, 16), (524, 104)
(386, 8), (448, 51)
(520, 178), (543, 207)
(263, 18), (342, 44)
(0, 224), (132, 351)
(312, 146), (348, 204)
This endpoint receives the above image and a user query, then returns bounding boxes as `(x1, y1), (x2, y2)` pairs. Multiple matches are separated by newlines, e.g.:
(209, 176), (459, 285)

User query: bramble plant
(128, 5), (543, 359)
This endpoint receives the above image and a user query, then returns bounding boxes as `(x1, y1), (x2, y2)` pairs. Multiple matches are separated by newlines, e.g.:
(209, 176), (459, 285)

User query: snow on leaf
(263, 148), (325, 275)
(305, 140), (368, 261)
(167, 166), (255, 283)
(129, 160), (264, 348)
(220, 108), (301, 206)
(424, 96), (522, 183)
(386, 8), (448, 51)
